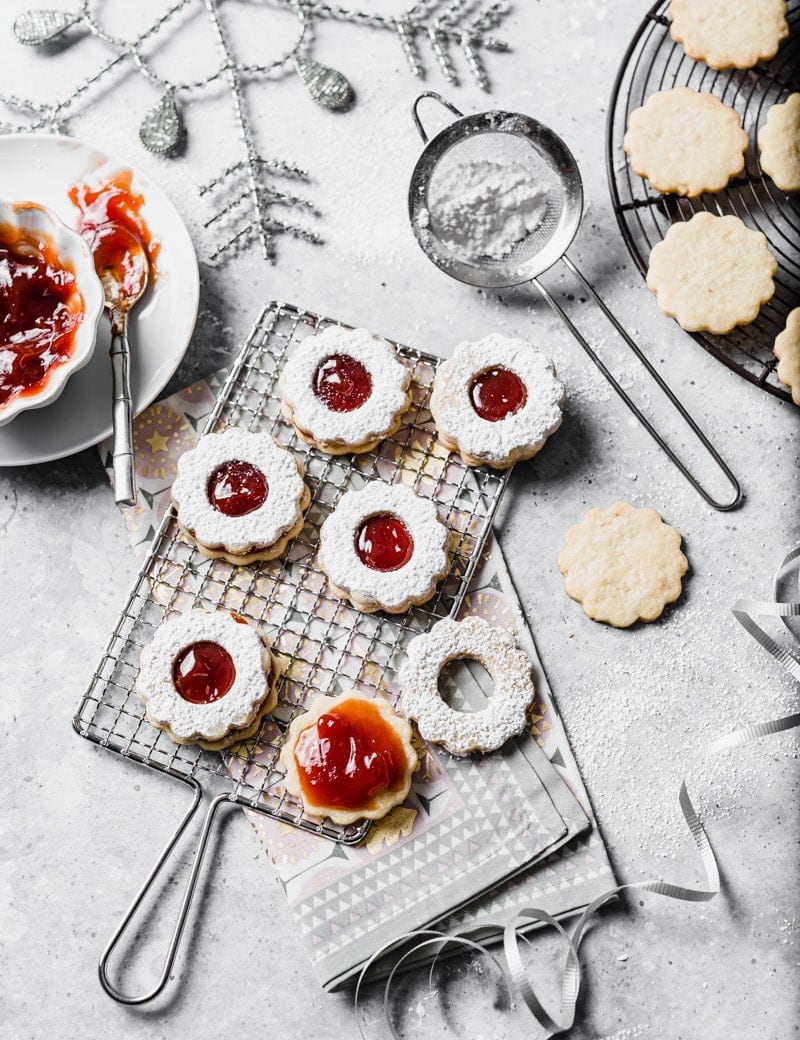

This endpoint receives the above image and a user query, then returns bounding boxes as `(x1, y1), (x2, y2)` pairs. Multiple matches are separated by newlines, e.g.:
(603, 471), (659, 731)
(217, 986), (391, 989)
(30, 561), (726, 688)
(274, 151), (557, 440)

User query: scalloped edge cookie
(557, 501), (688, 628)
(669, 0), (789, 69)
(774, 308), (800, 405)
(758, 93), (800, 192)
(624, 87), (748, 197)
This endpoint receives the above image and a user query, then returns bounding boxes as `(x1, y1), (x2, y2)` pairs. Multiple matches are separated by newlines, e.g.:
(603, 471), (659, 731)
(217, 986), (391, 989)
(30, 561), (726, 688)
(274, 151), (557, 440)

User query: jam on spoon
(469, 366), (527, 422)
(312, 353), (372, 412)
(293, 698), (407, 809)
(355, 513), (414, 571)
(207, 459), (269, 517)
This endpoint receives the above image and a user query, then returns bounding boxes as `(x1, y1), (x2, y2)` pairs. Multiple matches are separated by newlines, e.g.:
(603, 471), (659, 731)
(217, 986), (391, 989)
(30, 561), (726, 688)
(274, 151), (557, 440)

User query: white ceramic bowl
(0, 199), (104, 427)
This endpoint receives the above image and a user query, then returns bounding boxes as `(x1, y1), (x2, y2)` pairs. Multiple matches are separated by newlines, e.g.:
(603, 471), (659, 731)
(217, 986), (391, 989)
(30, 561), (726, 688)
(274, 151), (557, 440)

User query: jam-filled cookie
(399, 616), (536, 756)
(317, 482), (450, 613)
(171, 428), (310, 565)
(430, 335), (565, 469)
(280, 691), (417, 825)
(279, 326), (412, 454)
(136, 609), (279, 750)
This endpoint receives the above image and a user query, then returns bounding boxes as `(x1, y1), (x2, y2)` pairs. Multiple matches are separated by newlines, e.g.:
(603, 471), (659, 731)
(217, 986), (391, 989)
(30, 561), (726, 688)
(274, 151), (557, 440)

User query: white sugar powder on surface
(427, 158), (549, 261)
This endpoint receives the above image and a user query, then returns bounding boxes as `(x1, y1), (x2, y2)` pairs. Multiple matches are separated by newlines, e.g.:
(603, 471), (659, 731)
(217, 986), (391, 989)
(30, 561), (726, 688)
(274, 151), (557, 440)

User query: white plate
(0, 134), (199, 466)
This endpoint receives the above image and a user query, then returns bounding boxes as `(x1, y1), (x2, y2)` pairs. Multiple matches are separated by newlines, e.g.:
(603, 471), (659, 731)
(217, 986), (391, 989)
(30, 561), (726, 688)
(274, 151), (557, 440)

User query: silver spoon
(95, 225), (149, 507)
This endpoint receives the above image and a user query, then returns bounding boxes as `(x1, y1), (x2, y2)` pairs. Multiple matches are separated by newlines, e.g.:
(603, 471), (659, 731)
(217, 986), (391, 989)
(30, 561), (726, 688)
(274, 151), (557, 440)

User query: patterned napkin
(99, 371), (616, 990)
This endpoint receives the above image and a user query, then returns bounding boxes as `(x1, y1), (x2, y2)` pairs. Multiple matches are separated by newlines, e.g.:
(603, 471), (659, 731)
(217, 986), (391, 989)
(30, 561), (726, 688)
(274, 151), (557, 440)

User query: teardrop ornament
(13, 8), (79, 45)
(294, 56), (355, 112)
(139, 92), (183, 156)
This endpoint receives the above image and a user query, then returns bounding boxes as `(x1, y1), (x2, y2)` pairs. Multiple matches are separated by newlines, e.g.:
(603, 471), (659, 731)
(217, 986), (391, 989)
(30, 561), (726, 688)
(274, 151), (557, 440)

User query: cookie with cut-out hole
(624, 87), (748, 197)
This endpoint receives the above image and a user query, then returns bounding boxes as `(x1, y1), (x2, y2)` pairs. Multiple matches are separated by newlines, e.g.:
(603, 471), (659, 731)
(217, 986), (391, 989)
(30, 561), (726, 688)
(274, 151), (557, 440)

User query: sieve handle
(98, 780), (236, 1005)
(534, 260), (744, 512)
(411, 91), (465, 143)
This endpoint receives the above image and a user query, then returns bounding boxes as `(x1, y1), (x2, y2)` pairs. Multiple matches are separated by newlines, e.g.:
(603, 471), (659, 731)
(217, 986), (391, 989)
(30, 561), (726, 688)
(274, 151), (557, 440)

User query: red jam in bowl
(207, 459), (269, 517)
(172, 641), (236, 704)
(69, 169), (158, 295)
(0, 222), (85, 409)
(294, 699), (407, 809)
(469, 366), (527, 422)
(312, 353), (372, 412)
(355, 513), (414, 572)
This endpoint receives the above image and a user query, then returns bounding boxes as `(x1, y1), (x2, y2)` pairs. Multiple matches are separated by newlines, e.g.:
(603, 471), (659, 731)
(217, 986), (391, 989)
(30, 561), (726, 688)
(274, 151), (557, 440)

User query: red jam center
(207, 459), (269, 517)
(293, 699), (407, 810)
(172, 641), (236, 704)
(355, 513), (414, 572)
(69, 169), (158, 296)
(469, 366), (527, 422)
(312, 353), (372, 412)
(0, 222), (84, 408)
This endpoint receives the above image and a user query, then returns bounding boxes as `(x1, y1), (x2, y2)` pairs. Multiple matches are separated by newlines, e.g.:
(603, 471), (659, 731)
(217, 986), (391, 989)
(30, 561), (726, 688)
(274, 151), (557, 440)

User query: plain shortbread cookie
(669, 0), (789, 69)
(558, 501), (688, 628)
(774, 308), (800, 405)
(758, 93), (800, 192)
(624, 87), (748, 197)
(646, 212), (777, 334)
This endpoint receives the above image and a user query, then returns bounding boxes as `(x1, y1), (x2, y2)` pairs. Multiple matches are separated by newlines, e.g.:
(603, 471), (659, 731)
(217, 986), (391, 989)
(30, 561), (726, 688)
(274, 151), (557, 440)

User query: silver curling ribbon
(139, 91), (183, 156)
(294, 55), (355, 112)
(13, 8), (80, 45)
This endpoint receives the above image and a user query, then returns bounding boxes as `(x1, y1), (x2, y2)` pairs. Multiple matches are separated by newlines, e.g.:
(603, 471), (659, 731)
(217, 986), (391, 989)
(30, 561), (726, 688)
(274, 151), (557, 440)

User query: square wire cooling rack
(74, 302), (510, 845)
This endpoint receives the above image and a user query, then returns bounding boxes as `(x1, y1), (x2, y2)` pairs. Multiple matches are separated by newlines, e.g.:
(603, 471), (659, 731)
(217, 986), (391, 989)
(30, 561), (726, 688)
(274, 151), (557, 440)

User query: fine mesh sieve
(408, 92), (744, 512)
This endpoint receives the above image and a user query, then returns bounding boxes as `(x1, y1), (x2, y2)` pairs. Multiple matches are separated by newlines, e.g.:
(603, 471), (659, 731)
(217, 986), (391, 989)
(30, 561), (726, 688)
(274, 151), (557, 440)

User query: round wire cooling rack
(606, 0), (800, 403)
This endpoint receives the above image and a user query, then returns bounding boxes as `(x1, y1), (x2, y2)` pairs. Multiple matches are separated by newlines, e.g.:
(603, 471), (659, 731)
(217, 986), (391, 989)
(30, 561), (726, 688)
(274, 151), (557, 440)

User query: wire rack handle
(535, 257), (744, 511)
(411, 90), (465, 143)
(98, 781), (235, 1005)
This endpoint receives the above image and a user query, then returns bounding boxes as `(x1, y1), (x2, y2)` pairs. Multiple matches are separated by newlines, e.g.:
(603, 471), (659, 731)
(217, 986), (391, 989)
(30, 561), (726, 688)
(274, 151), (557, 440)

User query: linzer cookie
(399, 616), (536, 756)
(624, 87), (748, 197)
(317, 482), (449, 614)
(280, 691), (416, 825)
(558, 501), (688, 628)
(669, 0), (789, 69)
(136, 609), (279, 750)
(171, 428), (310, 565)
(774, 309), (800, 405)
(758, 93), (800, 193)
(279, 326), (411, 454)
(430, 335), (564, 469)
(646, 213), (777, 334)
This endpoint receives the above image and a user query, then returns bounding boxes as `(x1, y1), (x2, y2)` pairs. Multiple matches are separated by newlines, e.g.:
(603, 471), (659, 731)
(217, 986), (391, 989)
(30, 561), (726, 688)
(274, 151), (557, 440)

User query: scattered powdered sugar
(431, 334), (565, 464)
(399, 616), (536, 755)
(172, 428), (307, 554)
(279, 326), (411, 448)
(136, 610), (271, 742)
(317, 482), (449, 611)
(426, 158), (549, 261)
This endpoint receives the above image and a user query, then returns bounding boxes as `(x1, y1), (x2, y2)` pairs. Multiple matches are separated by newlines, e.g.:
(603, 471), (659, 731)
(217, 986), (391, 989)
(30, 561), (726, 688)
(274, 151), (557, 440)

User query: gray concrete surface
(1, 2), (798, 1038)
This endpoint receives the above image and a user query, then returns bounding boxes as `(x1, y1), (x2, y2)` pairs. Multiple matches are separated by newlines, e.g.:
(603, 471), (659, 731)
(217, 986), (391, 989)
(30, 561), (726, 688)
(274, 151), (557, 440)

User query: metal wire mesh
(606, 0), (800, 402)
(73, 302), (510, 844)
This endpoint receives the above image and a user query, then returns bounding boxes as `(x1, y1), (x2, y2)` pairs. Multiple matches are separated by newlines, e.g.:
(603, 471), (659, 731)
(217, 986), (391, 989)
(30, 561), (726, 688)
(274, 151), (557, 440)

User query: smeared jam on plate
(69, 168), (158, 295)
(172, 641), (236, 704)
(355, 513), (414, 572)
(0, 222), (84, 408)
(312, 353), (372, 412)
(207, 459), (269, 517)
(294, 699), (407, 809)
(469, 366), (527, 422)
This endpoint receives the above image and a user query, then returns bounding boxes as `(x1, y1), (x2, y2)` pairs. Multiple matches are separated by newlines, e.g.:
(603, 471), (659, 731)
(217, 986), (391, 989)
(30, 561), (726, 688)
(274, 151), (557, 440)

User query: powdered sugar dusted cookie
(279, 326), (411, 454)
(430, 335), (564, 470)
(758, 93), (800, 192)
(774, 308), (800, 405)
(172, 428), (310, 565)
(280, 691), (416, 825)
(317, 482), (449, 614)
(669, 0), (788, 69)
(646, 213), (777, 333)
(558, 501), (688, 628)
(624, 87), (748, 197)
(399, 616), (535, 756)
(136, 610), (279, 750)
